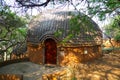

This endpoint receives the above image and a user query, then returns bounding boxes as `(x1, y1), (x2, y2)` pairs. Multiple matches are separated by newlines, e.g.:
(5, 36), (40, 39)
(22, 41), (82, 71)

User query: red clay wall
(0, 74), (23, 80)
(26, 43), (44, 64)
(26, 43), (102, 66)
(58, 46), (102, 66)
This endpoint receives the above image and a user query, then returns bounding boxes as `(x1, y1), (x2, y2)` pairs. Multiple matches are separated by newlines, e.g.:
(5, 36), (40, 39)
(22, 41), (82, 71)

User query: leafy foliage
(104, 15), (120, 41)
(55, 12), (98, 44)
(87, 0), (120, 20)
(0, 6), (26, 28)
(0, 6), (27, 59)
(69, 13), (96, 37)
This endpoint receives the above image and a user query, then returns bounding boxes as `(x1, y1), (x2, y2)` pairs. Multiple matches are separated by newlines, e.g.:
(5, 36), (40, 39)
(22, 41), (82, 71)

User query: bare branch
(16, 0), (51, 7)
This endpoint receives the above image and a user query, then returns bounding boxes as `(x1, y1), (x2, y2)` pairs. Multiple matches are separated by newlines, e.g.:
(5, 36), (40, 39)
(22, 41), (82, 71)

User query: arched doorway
(44, 38), (57, 64)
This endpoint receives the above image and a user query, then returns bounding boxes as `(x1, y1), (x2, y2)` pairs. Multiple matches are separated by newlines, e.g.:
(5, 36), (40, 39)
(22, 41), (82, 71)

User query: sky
(4, 0), (110, 29)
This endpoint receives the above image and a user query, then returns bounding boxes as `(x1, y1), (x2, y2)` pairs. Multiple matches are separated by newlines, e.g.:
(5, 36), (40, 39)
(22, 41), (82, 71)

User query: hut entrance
(44, 38), (57, 64)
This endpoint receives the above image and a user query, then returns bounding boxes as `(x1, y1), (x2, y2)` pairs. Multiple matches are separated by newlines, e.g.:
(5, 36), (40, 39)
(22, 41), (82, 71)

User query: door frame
(43, 38), (57, 65)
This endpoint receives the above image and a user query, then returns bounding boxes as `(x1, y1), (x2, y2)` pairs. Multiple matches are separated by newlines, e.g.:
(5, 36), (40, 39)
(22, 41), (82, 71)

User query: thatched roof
(27, 10), (102, 46)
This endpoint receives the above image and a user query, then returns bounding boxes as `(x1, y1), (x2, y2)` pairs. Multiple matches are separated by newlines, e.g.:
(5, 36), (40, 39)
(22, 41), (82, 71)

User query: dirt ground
(0, 52), (120, 80)
(71, 52), (120, 80)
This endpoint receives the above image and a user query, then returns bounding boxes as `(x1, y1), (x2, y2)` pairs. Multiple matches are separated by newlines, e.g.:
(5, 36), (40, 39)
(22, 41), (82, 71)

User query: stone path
(0, 62), (64, 80)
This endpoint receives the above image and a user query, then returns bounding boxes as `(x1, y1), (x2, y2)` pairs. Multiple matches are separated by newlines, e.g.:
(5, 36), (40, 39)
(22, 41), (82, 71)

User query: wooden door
(45, 38), (57, 64)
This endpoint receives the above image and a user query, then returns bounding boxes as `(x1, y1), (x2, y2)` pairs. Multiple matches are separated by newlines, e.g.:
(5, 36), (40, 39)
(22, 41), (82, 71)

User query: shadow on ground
(71, 53), (120, 80)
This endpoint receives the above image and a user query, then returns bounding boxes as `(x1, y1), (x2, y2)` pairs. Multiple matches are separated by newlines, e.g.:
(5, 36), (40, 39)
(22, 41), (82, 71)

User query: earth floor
(72, 53), (120, 80)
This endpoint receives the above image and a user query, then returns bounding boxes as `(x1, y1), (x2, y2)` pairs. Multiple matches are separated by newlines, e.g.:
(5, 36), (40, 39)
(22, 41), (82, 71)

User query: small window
(84, 48), (88, 54)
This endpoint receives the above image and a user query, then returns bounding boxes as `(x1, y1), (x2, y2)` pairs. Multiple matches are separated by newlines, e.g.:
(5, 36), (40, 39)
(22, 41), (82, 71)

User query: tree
(1, 0), (119, 56)
(14, 0), (120, 43)
(16, 0), (51, 7)
(104, 15), (120, 41)
(3, 0), (119, 20)
(0, 6), (27, 61)
(14, 0), (120, 15)
(87, 0), (120, 20)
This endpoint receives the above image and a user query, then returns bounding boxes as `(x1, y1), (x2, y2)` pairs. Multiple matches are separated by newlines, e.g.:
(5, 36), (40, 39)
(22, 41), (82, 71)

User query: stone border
(42, 70), (67, 80)
(0, 74), (23, 80)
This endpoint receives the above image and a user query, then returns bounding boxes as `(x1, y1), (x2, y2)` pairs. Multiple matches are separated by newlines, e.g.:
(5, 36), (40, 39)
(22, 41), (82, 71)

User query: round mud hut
(26, 10), (102, 66)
